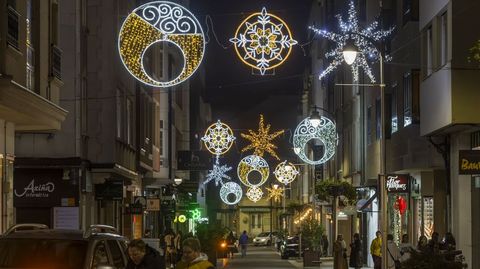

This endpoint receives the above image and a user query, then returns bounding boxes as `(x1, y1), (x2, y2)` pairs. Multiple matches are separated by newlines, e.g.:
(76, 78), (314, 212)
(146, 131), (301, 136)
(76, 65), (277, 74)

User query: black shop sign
(385, 174), (409, 193)
(459, 150), (480, 175)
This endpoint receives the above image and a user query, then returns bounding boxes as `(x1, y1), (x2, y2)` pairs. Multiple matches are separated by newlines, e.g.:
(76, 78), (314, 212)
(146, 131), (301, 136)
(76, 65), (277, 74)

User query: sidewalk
(288, 257), (373, 269)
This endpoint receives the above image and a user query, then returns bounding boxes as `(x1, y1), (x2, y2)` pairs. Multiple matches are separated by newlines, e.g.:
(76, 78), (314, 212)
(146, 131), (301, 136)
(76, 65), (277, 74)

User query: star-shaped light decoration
(309, 1), (394, 82)
(266, 186), (284, 203)
(230, 7), (298, 75)
(246, 187), (263, 203)
(241, 114), (284, 160)
(203, 162), (232, 186)
(201, 120), (236, 157)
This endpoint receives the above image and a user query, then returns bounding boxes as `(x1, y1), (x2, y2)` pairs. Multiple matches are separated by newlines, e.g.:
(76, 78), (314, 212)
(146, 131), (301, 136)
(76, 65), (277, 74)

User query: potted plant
(301, 218), (325, 266)
(195, 222), (228, 265)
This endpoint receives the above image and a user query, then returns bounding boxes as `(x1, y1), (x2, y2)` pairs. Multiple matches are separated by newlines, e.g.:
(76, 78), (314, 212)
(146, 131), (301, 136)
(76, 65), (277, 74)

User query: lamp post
(342, 38), (387, 269)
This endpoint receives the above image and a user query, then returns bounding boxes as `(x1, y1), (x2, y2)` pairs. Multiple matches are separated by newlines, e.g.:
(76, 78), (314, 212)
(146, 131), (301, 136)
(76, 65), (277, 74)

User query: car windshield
(0, 238), (88, 269)
(257, 232), (270, 237)
(286, 237), (299, 244)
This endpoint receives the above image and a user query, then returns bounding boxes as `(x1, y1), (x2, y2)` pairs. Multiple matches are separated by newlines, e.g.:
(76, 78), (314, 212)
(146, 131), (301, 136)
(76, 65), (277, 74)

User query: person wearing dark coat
(349, 233), (363, 269)
(127, 239), (166, 269)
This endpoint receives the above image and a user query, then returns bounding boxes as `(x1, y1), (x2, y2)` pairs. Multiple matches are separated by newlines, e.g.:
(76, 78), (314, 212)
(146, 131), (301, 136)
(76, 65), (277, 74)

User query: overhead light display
(274, 161), (299, 185)
(203, 162), (232, 186)
(246, 187), (263, 203)
(266, 185), (284, 203)
(308, 1), (393, 82)
(293, 116), (338, 165)
(219, 182), (243, 205)
(237, 155), (270, 188)
(241, 114), (284, 160)
(229, 7), (298, 75)
(201, 120), (236, 157)
(118, 1), (205, 87)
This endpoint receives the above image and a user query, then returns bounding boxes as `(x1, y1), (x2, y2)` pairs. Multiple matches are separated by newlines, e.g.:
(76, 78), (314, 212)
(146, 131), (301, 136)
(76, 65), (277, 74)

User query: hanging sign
(459, 150), (480, 175)
(385, 174), (409, 193)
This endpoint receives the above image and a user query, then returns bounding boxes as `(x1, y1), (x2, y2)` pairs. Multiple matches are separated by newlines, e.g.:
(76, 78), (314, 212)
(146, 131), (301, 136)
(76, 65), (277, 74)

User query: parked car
(253, 231), (278, 246)
(280, 235), (304, 259)
(0, 223), (129, 269)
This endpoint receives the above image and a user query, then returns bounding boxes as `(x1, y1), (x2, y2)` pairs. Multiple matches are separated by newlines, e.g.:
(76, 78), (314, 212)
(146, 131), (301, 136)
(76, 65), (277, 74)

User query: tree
(301, 218), (325, 251)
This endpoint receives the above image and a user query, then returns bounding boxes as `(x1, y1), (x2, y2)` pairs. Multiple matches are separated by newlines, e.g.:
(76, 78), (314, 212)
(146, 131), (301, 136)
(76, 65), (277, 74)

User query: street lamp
(309, 106), (321, 128)
(342, 38), (388, 269)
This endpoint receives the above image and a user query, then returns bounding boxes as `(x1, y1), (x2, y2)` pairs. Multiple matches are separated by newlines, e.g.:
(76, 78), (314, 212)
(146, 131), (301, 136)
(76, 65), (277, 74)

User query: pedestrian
(349, 233), (363, 269)
(239, 230), (249, 257)
(333, 234), (348, 269)
(427, 232), (440, 254)
(386, 234), (401, 269)
(322, 234), (329, 256)
(176, 238), (215, 269)
(226, 231), (237, 258)
(398, 234), (413, 261)
(127, 239), (166, 269)
(441, 232), (457, 261)
(370, 231), (382, 269)
(164, 229), (176, 268)
(417, 235), (428, 252)
(175, 231), (183, 262)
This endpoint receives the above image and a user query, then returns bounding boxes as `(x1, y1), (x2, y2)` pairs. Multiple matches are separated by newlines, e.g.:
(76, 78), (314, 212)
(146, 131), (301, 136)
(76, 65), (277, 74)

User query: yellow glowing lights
(274, 161), (299, 185)
(230, 7), (298, 75)
(294, 208), (313, 224)
(241, 115), (284, 160)
(237, 155), (270, 188)
(118, 1), (205, 88)
(201, 120), (236, 156)
(246, 187), (264, 203)
(266, 185), (284, 203)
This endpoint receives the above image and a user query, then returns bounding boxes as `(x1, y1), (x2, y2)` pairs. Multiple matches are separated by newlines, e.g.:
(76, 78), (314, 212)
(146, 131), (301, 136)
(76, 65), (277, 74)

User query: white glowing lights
(118, 1), (205, 87)
(237, 155), (270, 188)
(309, 1), (393, 82)
(230, 7), (298, 75)
(204, 162), (232, 186)
(293, 116), (338, 165)
(246, 187), (264, 203)
(201, 120), (236, 157)
(220, 182), (243, 205)
(274, 161), (299, 185)
(266, 185), (284, 203)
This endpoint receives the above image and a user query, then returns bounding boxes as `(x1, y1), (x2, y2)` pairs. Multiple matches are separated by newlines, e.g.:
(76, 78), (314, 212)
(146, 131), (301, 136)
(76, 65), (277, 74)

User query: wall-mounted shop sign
(177, 151), (212, 170)
(459, 150), (480, 175)
(385, 174), (409, 193)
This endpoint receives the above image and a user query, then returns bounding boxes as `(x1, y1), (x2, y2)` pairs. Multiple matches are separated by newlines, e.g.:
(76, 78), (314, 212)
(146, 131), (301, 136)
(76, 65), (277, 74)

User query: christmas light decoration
(237, 155), (270, 188)
(118, 1), (205, 87)
(203, 162), (232, 186)
(246, 187), (263, 203)
(241, 115), (284, 160)
(201, 120), (236, 156)
(294, 208), (313, 224)
(219, 182), (243, 205)
(293, 116), (338, 165)
(229, 7), (298, 75)
(274, 161), (299, 185)
(266, 186), (284, 203)
(309, 1), (393, 82)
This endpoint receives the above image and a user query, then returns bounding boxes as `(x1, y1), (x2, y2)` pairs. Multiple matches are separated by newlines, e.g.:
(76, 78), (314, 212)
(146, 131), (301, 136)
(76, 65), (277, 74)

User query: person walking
(349, 233), (363, 269)
(427, 232), (441, 254)
(226, 231), (237, 258)
(333, 234), (348, 269)
(386, 234), (401, 269)
(175, 231), (183, 262)
(322, 234), (329, 256)
(127, 239), (166, 269)
(164, 229), (176, 268)
(370, 231), (382, 269)
(176, 238), (215, 269)
(417, 235), (428, 252)
(238, 230), (249, 258)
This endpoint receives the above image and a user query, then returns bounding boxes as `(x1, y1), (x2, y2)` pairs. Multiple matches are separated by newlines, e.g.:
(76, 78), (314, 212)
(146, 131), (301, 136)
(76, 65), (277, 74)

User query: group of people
(225, 230), (249, 258)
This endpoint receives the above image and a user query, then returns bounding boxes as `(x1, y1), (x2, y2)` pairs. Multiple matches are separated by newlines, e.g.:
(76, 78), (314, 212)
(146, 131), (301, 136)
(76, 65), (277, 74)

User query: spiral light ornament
(219, 182), (243, 205)
(237, 155), (270, 188)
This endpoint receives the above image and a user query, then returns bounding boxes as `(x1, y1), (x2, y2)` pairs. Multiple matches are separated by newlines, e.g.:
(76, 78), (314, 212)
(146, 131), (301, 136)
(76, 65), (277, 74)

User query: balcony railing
(7, 6), (19, 49)
(51, 44), (62, 80)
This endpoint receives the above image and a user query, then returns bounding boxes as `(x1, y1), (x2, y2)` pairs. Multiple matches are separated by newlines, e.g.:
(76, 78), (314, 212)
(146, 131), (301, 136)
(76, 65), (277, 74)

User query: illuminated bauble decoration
(274, 161), (299, 185)
(203, 163), (232, 186)
(229, 7), (298, 75)
(201, 120), (236, 156)
(266, 186), (284, 203)
(241, 114), (284, 160)
(219, 182), (243, 205)
(293, 116), (338, 165)
(118, 1), (205, 87)
(237, 155), (270, 188)
(246, 187), (263, 203)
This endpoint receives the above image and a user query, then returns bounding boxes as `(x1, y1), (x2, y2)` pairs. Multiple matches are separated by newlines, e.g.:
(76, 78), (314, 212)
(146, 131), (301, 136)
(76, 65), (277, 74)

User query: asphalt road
(219, 245), (299, 269)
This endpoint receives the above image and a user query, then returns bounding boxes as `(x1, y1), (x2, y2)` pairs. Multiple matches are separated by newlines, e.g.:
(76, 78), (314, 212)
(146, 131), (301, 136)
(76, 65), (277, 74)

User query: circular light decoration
(118, 1), (205, 87)
(219, 182), (243, 205)
(229, 7), (298, 75)
(201, 120), (236, 156)
(293, 116), (339, 165)
(246, 187), (263, 203)
(237, 155), (270, 188)
(274, 161), (299, 185)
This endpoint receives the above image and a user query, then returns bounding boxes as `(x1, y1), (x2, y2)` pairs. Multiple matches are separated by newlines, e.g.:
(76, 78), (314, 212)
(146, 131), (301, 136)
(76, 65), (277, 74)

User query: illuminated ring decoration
(201, 120), (236, 156)
(246, 187), (263, 203)
(118, 1), (205, 87)
(293, 116), (338, 165)
(274, 161), (299, 185)
(229, 7), (298, 75)
(219, 182), (243, 205)
(237, 155), (270, 188)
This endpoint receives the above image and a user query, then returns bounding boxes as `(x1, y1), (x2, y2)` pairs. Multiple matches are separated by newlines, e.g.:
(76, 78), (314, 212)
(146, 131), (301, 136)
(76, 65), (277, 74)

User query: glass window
(403, 72), (412, 127)
(159, 120), (164, 156)
(92, 241), (109, 267)
(376, 98), (381, 140)
(426, 26), (433, 76)
(107, 240), (125, 269)
(126, 98), (133, 145)
(391, 83), (398, 133)
(440, 12), (448, 66)
(116, 90), (122, 139)
(367, 106), (372, 145)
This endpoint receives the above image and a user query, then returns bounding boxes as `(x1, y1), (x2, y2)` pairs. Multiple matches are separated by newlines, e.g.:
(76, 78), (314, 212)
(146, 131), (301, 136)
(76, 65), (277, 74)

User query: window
(426, 26), (433, 76)
(391, 83), (398, 133)
(116, 90), (122, 139)
(367, 106), (372, 145)
(403, 0), (419, 25)
(26, 0), (34, 91)
(440, 12), (448, 66)
(92, 242), (109, 267)
(251, 214), (256, 229)
(376, 98), (381, 140)
(159, 120), (164, 156)
(7, 4), (19, 49)
(403, 72), (412, 127)
(107, 241), (125, 269)
(126, 98), (133, 145)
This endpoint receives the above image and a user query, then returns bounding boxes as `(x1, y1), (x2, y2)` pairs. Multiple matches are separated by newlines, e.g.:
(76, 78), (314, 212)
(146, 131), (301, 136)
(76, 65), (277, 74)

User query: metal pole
(379, 53), (388, 269)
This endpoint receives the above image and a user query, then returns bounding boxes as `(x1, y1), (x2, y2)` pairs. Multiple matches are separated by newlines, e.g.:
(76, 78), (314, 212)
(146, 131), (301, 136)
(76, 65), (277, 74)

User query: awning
(358, 191), (378, 212)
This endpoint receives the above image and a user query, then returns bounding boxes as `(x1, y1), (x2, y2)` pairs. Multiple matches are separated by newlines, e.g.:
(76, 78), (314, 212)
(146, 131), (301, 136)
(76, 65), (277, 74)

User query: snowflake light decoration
(230, 7), (298, 75)
(293, 116), (338, 165)
(309, 1), (394, 82)
(219, 182), (243, 205)
(203, 162), (232, 186)
(246, 187), (263, 203)
(201, 120), (236, 157)
(241, 114), (284, 160)
(274, 161), (299, 185)
(266, 186), (284, 203)
(237, 155), (270, 188)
